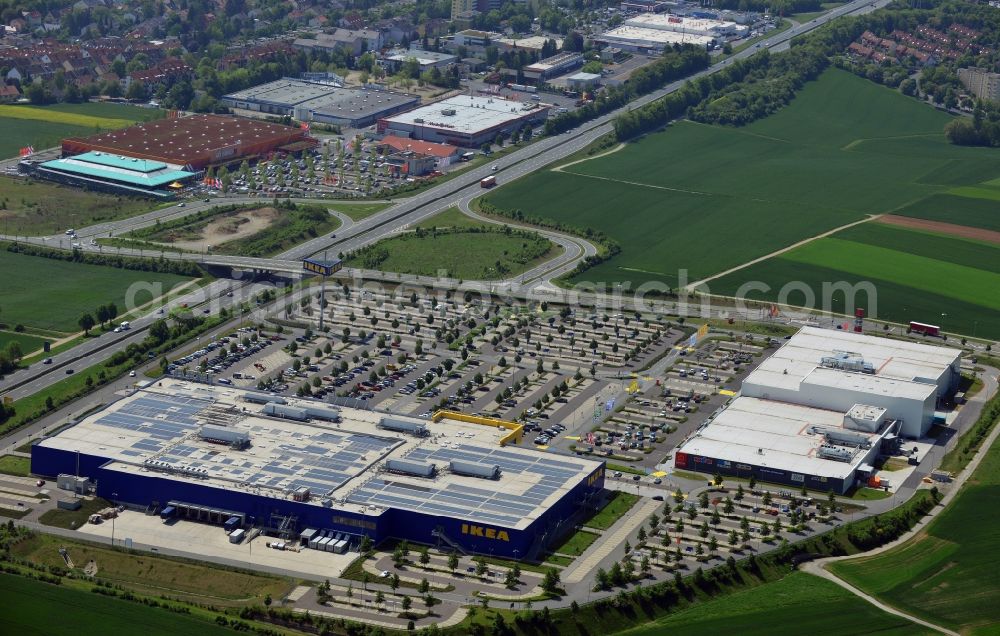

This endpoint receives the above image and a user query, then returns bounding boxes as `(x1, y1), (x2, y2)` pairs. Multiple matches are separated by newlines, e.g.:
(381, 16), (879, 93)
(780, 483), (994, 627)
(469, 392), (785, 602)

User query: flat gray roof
(382, 95), (549, 135)
(678, 397), (885, 479)
(223, 79), (418, 120)
(744, 326), (961, 394)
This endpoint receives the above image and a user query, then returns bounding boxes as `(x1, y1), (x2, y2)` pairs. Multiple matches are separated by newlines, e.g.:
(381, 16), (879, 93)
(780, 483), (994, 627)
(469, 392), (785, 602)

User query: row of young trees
(7, 242), (203, 277)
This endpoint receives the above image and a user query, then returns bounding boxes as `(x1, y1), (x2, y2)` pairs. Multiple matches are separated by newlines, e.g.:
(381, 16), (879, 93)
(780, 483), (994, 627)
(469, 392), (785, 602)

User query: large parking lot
(163, 285), (789, 494)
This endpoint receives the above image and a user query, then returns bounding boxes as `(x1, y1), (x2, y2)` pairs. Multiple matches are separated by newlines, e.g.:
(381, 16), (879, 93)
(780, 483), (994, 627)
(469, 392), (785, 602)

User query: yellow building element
(432, 410), (525, 446)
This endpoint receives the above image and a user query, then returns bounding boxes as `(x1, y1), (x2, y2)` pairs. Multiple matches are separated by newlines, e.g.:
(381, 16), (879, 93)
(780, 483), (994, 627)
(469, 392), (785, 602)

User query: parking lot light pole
(111, 492), (118, 547)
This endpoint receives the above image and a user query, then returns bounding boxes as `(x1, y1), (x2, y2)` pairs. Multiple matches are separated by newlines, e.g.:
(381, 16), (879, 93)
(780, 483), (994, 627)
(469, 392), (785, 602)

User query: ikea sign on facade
(461, 523), (510, 542)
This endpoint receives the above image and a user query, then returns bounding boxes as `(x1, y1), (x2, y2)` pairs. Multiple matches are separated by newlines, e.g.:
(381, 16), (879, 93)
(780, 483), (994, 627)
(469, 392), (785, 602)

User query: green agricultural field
(0, 250), (192, 333)
(346, 228), (557, 280)
(613, 572), (928, 636)
(0, 331), (47, 355)
(0, 119), (97, 160)
(0, 102), (162, 160)
(0, 177), (157, 236)
(34, 102), (165, 122)
(893, 192), (1000, 232)
(483, 69), (1000, 289)
(0, 573), (236, 636)
(829, 435), (1000, 635)
(711, 223), (1000, 338)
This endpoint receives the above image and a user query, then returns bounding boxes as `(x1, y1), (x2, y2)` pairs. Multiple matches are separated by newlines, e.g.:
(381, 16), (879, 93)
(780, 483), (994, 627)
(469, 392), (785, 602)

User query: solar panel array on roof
(347, 443), (588, 525)
(92, 395), (211, 454)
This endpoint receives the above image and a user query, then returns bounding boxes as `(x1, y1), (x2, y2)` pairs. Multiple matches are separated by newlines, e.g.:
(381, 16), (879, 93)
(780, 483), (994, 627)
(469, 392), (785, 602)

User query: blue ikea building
(31, 381), (605, 559)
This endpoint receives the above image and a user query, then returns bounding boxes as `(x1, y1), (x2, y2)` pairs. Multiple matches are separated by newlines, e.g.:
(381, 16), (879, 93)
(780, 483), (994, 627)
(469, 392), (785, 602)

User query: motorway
(0, 0), (897, 404)
(0, 0), (890, 277)
(0, 278), (273, 399)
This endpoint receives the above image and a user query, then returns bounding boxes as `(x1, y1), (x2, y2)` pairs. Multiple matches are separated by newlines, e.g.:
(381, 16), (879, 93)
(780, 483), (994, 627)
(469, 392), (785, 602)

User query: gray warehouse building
(222, 79), (419, 128)
(675, 327), (962, 493)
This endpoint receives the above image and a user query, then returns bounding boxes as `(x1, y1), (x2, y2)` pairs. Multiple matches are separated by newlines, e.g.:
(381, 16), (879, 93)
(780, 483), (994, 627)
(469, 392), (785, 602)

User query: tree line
(6, 242), (203, 277)
(544, 45), (710, 136)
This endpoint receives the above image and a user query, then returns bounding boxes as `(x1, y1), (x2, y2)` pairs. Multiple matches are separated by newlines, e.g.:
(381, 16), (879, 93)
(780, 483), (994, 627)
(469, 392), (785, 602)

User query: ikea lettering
(461, 523), (510, 542)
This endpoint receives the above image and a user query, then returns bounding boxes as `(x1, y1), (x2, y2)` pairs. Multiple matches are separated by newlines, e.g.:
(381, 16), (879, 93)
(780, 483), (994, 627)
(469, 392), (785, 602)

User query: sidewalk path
(562, 497), (660, 585)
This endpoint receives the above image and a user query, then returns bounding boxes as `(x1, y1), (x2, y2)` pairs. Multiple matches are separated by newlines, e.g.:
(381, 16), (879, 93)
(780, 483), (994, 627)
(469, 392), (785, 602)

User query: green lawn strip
(614, 571), (928, 636)
(476, 555), (555, 575)
(37, 497), (114, 529)
(545, 554), (574, 567)
(346, 227), (557, 280)
(550, 529), (600, 556)
(830, 431), (1000, 633)
(0, 249), (192, 332)
(580, 491), (642, 530)
(415, 206), (493, 230)
(710, 258), (999, 340)
(606, 463), (647, 476)
(847, 487), (892, 501)
(329, 201), (392, 221)
(891, 192), (1000, 232)
(0, 176), (156, 236)
(0, 454), (31, 476)
(0, 573), (236, 636)
(938, 389), (1000, 474)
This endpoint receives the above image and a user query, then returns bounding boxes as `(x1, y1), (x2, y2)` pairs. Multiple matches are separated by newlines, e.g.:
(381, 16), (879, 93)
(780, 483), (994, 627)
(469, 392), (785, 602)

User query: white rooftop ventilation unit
(817, 444), (854, 462)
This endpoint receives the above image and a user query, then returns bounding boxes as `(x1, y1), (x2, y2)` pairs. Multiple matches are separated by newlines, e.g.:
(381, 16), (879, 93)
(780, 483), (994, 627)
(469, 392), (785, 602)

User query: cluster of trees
(545, 44), (710, 136)
(688, 48), (828, 126)
(710, 0), (823, 16)
(0, 340), (24, 377)
(944, 107), (1000, 147)
(77, 302), (118, 335)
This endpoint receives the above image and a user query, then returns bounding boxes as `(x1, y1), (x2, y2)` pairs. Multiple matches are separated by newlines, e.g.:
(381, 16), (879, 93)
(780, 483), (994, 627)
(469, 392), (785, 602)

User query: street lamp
(111, 492), (118, 547)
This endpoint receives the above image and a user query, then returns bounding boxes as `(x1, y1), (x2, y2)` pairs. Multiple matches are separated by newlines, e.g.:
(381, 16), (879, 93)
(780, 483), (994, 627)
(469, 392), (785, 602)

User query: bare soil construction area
(156, 207), (281, 251)
(878, 214), (1000, 245)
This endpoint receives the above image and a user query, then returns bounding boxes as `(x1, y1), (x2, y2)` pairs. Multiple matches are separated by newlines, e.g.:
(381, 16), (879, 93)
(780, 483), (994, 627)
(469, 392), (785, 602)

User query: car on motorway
(65, 368), (74, 374)
(42, 358), (52, 364)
